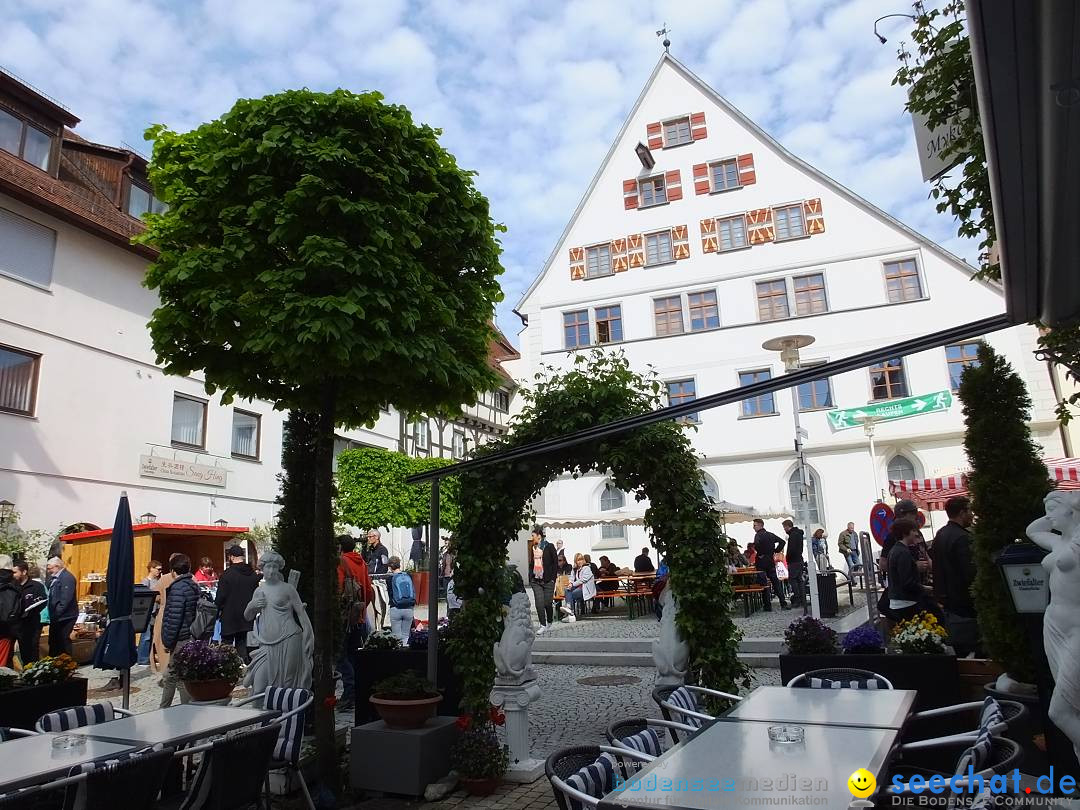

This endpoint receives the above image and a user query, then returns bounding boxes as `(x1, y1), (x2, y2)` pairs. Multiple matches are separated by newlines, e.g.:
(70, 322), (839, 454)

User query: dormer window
(0, 108), (53, 171)
(126, 180), (168, 219)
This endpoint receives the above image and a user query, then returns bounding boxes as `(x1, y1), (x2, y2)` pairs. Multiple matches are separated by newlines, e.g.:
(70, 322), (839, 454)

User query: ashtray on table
(767, 725), (805, 744)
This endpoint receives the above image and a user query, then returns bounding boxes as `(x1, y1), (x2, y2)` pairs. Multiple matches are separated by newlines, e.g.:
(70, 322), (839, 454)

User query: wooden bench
(732, 585), (768, 618)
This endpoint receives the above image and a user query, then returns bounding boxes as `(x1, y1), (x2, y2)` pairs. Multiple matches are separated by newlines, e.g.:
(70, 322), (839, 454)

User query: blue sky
(1, 0), (968, 344)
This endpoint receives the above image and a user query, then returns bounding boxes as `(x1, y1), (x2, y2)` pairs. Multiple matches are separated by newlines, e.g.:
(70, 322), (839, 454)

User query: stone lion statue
(493, 591), (537, 685)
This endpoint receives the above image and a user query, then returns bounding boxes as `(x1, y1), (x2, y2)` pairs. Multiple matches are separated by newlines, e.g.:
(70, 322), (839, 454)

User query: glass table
(720, 685), (917, 729)
(67, 704), (278, 747)
(0, 733), (138, 792)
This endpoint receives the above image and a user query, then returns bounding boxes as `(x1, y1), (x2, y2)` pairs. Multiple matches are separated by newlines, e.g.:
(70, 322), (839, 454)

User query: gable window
(639, 175), (667, 207)
(598, 484), (628, 547)
(127, 181), (168, 219)
(797, 364), (833, 411)
(663, 117), (692, 147)
(0, 207), (56, 288)
(411, 420), (429, 450)
(716, 215), (748, 252)
(756, 279), (790, 321)
(586, 244), (612, 278)
(739, 369), (776, 417)
(0, 109), (52, 171)
(793, 273), (828, 315)
(654, 296), (684, 336)
(171, 394), (207, 449)
(564, 310), (590, 349)
(710, 158), (740, 192)
(773, 204), (806, 241)
(702, 474), (719, 505)
(493, 389), (510, 412)
(887, 454), (917, 482)
(231, 410), (260, 459)
(688, 290), (720, 331)
(452, 430), (466, 460)
(884, 258), (924, 303)
(788, 467), (823, 525)
(594, 305), (622, 344)
(946, 342), (981, 391)
(666, 378), (699, 422)
(645, 231), (673, 265)
(870, 357), (908, 401)
(0, 345), (40, 416)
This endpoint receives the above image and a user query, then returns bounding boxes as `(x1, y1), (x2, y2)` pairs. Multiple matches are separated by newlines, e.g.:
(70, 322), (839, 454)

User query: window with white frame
(701, 474), (719, 505)
(788, 467), (823, 525)
(796, 363), (833, 411)
(594, 305), (622, 344)
(663, 117), (692, 147)
(756, 279), (790, 321)
(793, 273), (827, 315)
(171, 394), (206, 448)
(773, 204), (806, 240)
(869, 357), (908, 401)
(412, 420), (429, 450)
(564, 310), (590, 349)
(710, 158), (740, 192)
(884, 258), (924, 303)
(598, 483), (627, 546)
(653, 296), (684, 336)
(452, 430), (466, 460)
(666, 378), (698, 423)
(493, 389), (510, 412)
(716, 215), (748, 251)
(0, 109), (52, 171)
(638, 175), (667, 207)
(738, 369), (775, 417)
(585, 244), (612, 278)
(0, 207), (56, 287)
(946, 342), (981, 391)
(887, 455), (917, 482)
(687, 290), (720, 331)
(645, 231), (673, 265)
(0, 344), (40, 416)
(231, 410), (260, 459)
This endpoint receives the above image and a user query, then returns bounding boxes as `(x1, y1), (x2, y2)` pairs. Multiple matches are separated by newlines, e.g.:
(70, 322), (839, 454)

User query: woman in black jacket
(886, 518), (941, 623)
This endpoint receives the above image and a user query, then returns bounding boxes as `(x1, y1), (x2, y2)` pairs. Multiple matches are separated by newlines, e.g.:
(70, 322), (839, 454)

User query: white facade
(510, 55), (1065, 568)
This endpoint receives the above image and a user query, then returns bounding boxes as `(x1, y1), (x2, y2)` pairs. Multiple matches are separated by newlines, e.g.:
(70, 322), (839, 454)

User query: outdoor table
(720, 685), (916, 729)
(598, 719), (899, 810)
(66, 704), (278, 748)
(0, 733), (138, 792)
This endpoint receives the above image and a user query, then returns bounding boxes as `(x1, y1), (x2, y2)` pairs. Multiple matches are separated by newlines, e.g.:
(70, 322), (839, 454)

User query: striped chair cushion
(264, 686), (310, 765)
(807, 677), (880, 690)
(38, 703), (113, 732)
(965, 728), (994, 771)
(979, 697), (1004, 730)
(619, 728), (662, 758)
(564, 752), (617, 810)
(667, 687), (704, 729)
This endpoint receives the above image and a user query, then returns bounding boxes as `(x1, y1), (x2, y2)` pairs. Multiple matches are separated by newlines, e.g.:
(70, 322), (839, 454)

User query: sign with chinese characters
(139, 455), (227, 487)
(827, 391), (953, 431)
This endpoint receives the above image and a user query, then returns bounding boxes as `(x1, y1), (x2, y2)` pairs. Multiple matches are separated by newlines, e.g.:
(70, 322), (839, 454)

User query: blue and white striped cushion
(965, 728), (994, 771)
(979, 697), (1004, 731)
(667, 687), (704, 729)
(564, 752), (617, 810)
(620, 728), (662, 758)
(264, 687), (310, 765)
(807, 677), (880, 690)
(38, 703), (113, 732)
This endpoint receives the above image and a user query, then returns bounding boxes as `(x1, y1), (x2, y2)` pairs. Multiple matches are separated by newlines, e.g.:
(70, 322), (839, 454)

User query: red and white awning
(888, 457), (1080, 511)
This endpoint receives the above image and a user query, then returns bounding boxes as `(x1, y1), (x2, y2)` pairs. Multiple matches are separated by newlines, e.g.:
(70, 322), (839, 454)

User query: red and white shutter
(737, 153), (757, 186)
(623, 179), (639, 210)
(746, 208), (775, 245)
(700, 218), (718, 253)
(627, 233), (645, 268)
(672, 224), (690, 259)
(665, 170), (683, 201)
(569, 247), (585, 280)
(646, 122), (663, 150)
(690, 112), (707, 141)
(804, 198), (825, 234)
(692, 163), (710, 195)
(612, 238), (629, 272)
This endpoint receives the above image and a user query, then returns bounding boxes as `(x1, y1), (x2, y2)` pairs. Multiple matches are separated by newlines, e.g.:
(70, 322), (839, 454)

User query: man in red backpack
(336, 535), (374, 712)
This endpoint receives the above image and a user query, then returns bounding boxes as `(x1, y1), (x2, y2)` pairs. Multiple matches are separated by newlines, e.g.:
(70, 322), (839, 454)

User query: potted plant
(0, 654), (88, 730)
(451, 711), (509, 796)
(370, 669), (442, 729)
(172, 640), (243, 701)
(890, 612), (948, 655)
(783, 617), (838, 655)
(842, 625), (885, 655)
(364, 630), (402, 651)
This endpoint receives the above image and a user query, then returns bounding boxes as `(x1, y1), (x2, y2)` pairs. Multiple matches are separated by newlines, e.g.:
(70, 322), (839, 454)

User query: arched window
(702, 475), (719, 505)
(600, 484), (625, 511)
(887, 455), (917, 482)
(788, 468), (823, 526)
(599, 483), (627, 546)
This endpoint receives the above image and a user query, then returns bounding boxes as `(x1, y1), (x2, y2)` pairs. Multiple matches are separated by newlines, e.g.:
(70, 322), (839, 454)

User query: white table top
(721, 686), (917, 729)
(0, 733), (138, 792)
(599, 720), (898, 810)
(67, 704), (277, 747)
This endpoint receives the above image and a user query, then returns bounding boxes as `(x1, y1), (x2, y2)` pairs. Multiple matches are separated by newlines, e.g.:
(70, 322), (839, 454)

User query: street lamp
(762, 335), (821, 619)
(854, 413), (883, 502)
(0, 499), (14, 524)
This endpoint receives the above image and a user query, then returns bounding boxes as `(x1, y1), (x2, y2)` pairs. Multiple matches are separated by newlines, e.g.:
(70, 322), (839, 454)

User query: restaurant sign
(139, 455), (227, 487)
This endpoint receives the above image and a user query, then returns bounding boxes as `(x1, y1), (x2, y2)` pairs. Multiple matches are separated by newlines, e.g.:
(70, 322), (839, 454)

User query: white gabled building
(509, 53), (1065, 567)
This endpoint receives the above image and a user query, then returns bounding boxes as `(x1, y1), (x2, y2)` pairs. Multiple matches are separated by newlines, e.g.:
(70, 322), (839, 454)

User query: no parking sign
(869, 502), (927, 545)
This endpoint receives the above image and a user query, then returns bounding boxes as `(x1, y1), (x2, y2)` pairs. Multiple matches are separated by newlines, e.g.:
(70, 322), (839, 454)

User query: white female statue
(1026, 490), (1080, 763)
(243, 551), (314, 693)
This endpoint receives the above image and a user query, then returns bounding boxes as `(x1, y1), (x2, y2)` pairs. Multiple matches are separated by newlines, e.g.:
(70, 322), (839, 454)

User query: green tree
(274, 410), (320, 610)
(335, 447), (460, 531)
(959, 343), (1051, 681)
(137, 89), (504, 792)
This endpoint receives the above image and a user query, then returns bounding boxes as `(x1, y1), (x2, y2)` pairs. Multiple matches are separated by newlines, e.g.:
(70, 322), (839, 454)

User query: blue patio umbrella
(91, 491), (138, 705)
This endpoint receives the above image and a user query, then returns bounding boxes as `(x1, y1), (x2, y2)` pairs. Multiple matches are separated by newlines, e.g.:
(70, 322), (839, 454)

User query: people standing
(159, 553), (201, 707)
(886, 518), (939, 623)
(931, 496), (979, 656)
(13, 562), (46, 664)
(364, 529), (390, 630)
(136, 560), (162, 665)
(45, 557), (77, 657)
(439, 538), (455, 596)
(560, 553), (595, 621)
(409, 528), (425, 571)
(527, 527), (557, 634)
(0, 556), (20, 667)
(837, 523), (860, 571)
(193, 557), (217, 586)
(633, 547), (655, 573)
(336, 535), (374, 712)
(215, 546), (259, 663)
(781, 520), (806, 607)
(387, 557), (416, 644)
(752, 519), (789, 610)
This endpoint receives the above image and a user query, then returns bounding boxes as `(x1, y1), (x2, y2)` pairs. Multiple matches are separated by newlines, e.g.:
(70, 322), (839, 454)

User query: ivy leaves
(335, 448), (460, 531)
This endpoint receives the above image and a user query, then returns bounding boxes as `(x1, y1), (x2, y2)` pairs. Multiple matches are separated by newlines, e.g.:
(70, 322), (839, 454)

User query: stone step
(532, 648), (782, 668)
(532, 636), (785, 655)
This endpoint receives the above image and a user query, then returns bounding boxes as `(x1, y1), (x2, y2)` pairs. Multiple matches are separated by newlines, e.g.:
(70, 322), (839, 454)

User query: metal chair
(902, 696), (1028, 747)
(173, 723), (279, 810)
(887, 730), (1022, 789)
(80, 746), (176, 810)
(659, 685), (742, 734)
(604, 717), (693, 759)
(544, 745), (653, 810)
(785, 668), (894, 689)
(35, 701), (134, 732)
(0, 727), (39, 740)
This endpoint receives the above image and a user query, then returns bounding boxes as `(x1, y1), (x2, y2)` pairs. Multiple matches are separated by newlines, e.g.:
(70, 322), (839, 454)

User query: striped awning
(888, 457), (1080, 510)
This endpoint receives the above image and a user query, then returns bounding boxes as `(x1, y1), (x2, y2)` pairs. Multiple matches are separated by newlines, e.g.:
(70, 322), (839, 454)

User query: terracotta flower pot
(183, 678), (238, 702)
(460, 776), (500, 796)
(369, 693), (442, 729)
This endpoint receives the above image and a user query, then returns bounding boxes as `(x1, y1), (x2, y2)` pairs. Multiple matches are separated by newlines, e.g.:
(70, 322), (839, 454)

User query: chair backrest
(618, 728), (662, 759)
(264, 686), (311, 765)
(562, 752), (618, 810)
(665, 686), (705, 728)
(651, 685), (677, 718)
(545, 746), (603, 810)
(787, 668), (893, 690)
(0, 727), (37, 740)
(978, 697), (1004, 730)
(82, 747), (175, 810)
(604, 718), (645, 746)
(181, 724), (279, 810)
(37, 702), (114, 732)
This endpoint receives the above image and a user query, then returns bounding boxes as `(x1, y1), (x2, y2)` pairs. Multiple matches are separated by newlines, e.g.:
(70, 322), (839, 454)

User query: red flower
(324, 695), (338, 709)
(489, 706), (506, 726)
(455, 714), (472, 730)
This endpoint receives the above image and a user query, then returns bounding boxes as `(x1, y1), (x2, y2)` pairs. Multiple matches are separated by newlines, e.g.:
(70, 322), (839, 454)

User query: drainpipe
(115, 153), (136, 209)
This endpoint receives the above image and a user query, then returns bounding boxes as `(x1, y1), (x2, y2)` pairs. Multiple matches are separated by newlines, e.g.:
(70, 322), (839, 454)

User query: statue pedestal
(490, 678), (544, 783)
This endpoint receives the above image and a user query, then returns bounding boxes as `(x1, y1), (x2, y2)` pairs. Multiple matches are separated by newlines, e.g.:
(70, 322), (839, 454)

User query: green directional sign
(827, 390), (953, 431)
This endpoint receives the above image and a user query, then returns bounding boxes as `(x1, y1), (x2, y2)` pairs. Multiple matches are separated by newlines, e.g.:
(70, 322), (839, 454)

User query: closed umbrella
(91, 491), (138, 707)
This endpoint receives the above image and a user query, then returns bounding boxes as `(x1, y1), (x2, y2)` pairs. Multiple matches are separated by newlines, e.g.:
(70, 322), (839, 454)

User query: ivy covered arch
(447, 351), (748, 718)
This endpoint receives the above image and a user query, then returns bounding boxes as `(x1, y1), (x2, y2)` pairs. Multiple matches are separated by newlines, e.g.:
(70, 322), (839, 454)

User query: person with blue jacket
(45, 557), (78, 657)
(158, 553), (201, 707)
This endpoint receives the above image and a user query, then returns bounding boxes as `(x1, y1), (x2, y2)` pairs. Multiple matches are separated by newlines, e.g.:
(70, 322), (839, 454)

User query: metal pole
(861, 532), (883, 634)
(426, 479), (440, 685)
(790, 385), (821, 619)
(121, 668), (130, 710)
(866, 422), (880, 501)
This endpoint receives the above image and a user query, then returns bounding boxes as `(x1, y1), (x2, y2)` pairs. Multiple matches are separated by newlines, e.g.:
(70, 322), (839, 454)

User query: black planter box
(350, 648), (462, 726)
(779, 653), (959, 710)
(0, 678), (89, 730)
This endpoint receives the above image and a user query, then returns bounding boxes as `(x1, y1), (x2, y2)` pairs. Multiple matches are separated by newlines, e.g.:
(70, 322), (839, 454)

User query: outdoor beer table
(65, 703), (278, 747)
(598, 719), (899, 810)
(720, 685), (917, 729)
(0, 733), (137, 792)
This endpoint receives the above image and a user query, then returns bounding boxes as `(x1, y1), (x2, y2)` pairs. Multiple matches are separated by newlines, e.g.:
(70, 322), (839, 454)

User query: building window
(688, 290), (720, 331)
(793, 273), (828, 315)
(586, 244), (612, 278)
(702, 475), (719, 505)
(171, 394), (207, 448)
(412, 420), (429, 450)
(126, 181), (168, 219)
(716, 215), (747, 252)
(0, 207), (56, 287)
(600, 483), (625, 512)
(884, 258), (923, 303)
(739, 369), (776, 417)
(887, 455), (917, 482)
(0, 109), (52, 171)
(870, 357), (908, 401)
(946, 342), (981, 391)
(773, 204), (806, 241)
(493, 389), (510, 412)
(452, 430), (466, 460)
(666, 379), (698, 422)
(797, 365), (833, 411)
(639, 175), (667, 207)
(663, 117), (692, 147)
(654, 296), (684, 336)
(645, 231), (673, 265)
(788, 468), (822, 525)
(564, 310), (590, 349)
(710, 158), (740, 192)
(0, 345), (39, 416)
(594, 305), (622, 344)
(756, 279), (790, 321)
(231, 410), (260, 459)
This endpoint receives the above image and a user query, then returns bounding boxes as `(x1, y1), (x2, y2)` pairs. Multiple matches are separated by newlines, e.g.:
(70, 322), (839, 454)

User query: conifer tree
(274, 410), (321, 610)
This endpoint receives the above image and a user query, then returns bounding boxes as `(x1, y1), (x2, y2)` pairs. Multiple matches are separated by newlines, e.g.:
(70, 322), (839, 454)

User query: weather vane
(656, 23), (671, 52)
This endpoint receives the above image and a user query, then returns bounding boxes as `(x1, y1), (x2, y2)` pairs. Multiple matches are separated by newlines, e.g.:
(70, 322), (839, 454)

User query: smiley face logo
(847, 769), (876, 798)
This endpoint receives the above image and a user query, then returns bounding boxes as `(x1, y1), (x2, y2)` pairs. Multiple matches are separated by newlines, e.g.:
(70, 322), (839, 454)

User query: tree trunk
(312, 382), (339, 795)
